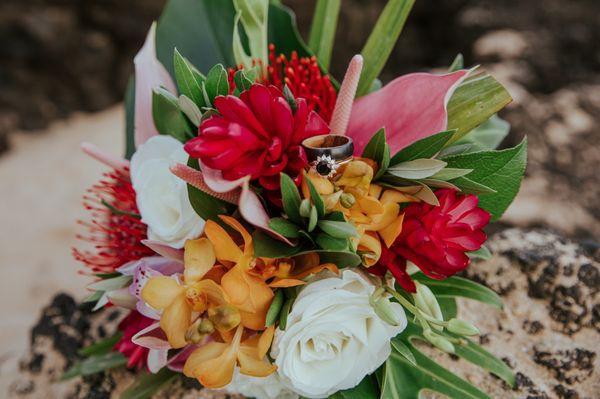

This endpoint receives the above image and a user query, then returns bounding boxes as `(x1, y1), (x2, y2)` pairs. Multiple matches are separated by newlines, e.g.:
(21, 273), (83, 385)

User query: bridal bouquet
(69, 0), (526, 398)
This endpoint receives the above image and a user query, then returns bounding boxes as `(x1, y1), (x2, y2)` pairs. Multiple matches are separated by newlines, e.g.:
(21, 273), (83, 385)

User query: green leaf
(120, 368), (178, 399)
(455, 114), (510, 152)
(232, 0), (269, 67)
(233, 69), (255, 92)
(62, 352), (127, 380)
(468, 246), (492, 260)
(430, 168), (473, 181)
(448, 53), (464, 72)
(124, 77), (136, 160)
(390, 130), (455, 165)
(446, 71), (513, 144)
(173, 48), (206, 108)
(280, 173), (302, 224)
(279, 296), (293, 331)
(418, 179), (460, 190)
(265, 289), (284, 327)
(253, 230), (300, 258)
(411, 273), (503, 309)
(443, 140), (527, 220)
(361, 128), (391, 179)
(391, 339), (416, 366)
(449, 176), (497, 195)
(302, 249), (361, 268)
(316, 233), (349, 251)
(357, 0), (415, 96)
(387, 159), (448, 180)
(329, 375), (379, 398)
(78, 333), (123, 357)
(177, 95), (202, 126)
(308, 205), (318, 232)
(87, 275), (131, 292)
(152, 87), (192, 142)
(308, 0), (340, 70)
(205, 64), (229, 105)
(186, 158), (234, 222)
(305, 178), (325, 218)
(268, 217), (300, 238)
(438, 297), (458, 319)
(317, 220), (358, 239)
(233, 11), (253, 69)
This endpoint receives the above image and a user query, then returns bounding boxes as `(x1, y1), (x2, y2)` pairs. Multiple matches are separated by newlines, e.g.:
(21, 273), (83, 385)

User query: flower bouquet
(69, 0), (527, 398)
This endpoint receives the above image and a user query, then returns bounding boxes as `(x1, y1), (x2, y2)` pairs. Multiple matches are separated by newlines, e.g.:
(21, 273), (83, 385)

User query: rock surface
(2, 228), (598, 398)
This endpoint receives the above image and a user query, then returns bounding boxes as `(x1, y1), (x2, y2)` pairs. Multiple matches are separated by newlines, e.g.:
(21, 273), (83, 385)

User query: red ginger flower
(184, 84), (329, 202)
(114, 311), (154, 370)
(73, 169), (153, 273)
(376, 189), (490, 292)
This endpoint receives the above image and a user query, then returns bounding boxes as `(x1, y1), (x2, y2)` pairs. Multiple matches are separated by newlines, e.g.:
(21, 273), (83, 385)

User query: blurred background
(0, 0), (598, 392)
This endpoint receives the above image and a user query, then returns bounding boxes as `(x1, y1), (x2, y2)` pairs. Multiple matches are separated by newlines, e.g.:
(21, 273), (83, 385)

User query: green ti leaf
(204, 64), (229, 105)
(446, 70), (512, 144)
(443, 139), (527, 220)
(173, 48), (206, 108)
(308, 0), (340, 70)
(62, 352), (127, 380)
(361, 128), (391, 179)
(455, 114), (510, 152)
(186, 158), (234, 222)
(390, 130), (455, 165)
(280, 173), (303, 224)
(120, 368), (178, 399)
(152, 87), (193, 142)
(356, 0), (415, 96)
(411, 273), (503, 309)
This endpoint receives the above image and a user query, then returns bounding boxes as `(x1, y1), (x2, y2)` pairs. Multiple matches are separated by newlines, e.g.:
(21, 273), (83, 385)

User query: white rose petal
(130, 135), (204, 248)
(271, 269), (407, 398)
(216, 367), (298, 399)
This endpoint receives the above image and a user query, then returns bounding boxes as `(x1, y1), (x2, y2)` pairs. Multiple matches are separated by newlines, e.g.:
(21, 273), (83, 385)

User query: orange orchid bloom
(183, 324), (277, 388)
(249, 253), (340, 288)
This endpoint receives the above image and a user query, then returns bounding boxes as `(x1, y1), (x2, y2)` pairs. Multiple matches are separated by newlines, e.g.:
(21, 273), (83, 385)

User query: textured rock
(2, 228), (598, 398)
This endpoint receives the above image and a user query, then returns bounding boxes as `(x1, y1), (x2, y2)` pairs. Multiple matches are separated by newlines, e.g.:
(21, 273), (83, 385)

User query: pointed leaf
(265, 289), (285, 327)
(173, 48), (206, 108)
(120, 368), (178, 399)
(387, 159), (447, 180)
(152, 87), (193, 142)
(205, 64), (229, 104)
(308, 0), (340, 70)
(280, 173), (302, 224)
(316, 233), (349, 251)
(430, 167), (473, 181)
(62, 352), (127, 380)
(305, 178), (325, 218)
(268, 217), (300, 238)
(317, 220), (358, 238)
(411, 273), (503, 309)
(468, 246), (492, 260)
(186, 158), (234, 222)
(362, 128), (391, 179)
(455, 114), (510, 152)
(449, 176), (497, 195)
(448, 54), (464, 72)
(390, 130), (455, 165)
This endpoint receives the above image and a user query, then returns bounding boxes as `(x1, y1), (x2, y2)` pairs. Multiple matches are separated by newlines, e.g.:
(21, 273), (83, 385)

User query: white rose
(271, 269), (407, 398)
(130, 135), (204, 248)
(218, 367), (298, 399)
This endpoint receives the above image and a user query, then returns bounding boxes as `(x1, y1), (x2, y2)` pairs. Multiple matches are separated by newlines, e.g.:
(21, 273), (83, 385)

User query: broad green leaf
(387, 159), (447, 180)
(455, 114), (510, 152)
(268, 217), (300, 238)
(205, 64), (229, 104)
(186, 158), (234, 222)
(411, 273), (502, 309)
(443, 139), (527, 220)
(449, 176), (497, 195)
(448, 53), (464, 72)
(446, 71), (512, 144)
(120, 368), (178, 399)
(328, 375), (379, 398)
(316, 233), (349, 251)
(62, 352), (127, 380)
(265, 289), (284, 327)
(78, 333), (123, 357)
(362, 128), (391, 179)
(468, 246), (492, 260)
(253, 230), (300, 258)
(390, 130), (455, 165)
(280, 173), (302, 224)
(430, 167), (473, 181)
(305, 178), (325, 217)
(357, 0), (415, 96)
(317, 220), (358, 238)
(152, 87), (192, 142)
(173, 48), (206, 108)
(308, 0), (340, 70)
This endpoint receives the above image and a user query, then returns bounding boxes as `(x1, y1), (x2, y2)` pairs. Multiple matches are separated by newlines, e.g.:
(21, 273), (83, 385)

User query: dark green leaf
(280, 173), (302, 224)
(390, 130), (455, 165)
(78, 333), (123, 357)
(205, 64), (229, 104)
(186, 158), (234, 222)
(444, 139), (527, 219)
(233, 69), (255, 92)
(308, 0), (340, 70)
(279, 296), (293, 331)
(173, 48), (206, 108)
(268, 217), (300, 238)
(357, 0), (415, 96)
(62, 352), (127, 380)
(317, 220), (358, 238)
(120, 368), (178, 399)
(266, 289), (284, 327)
(447, 71), (512, 144)
(455, 115), (510, 152)
(450, 176), (497, 195)
(361, 128), (391, 179)
(152, 87), (192, 142)
(325, 211), (346, 222)
(305, 178), (325, 217)
(328, 375), (379, 398)
(253, 230), (300, 258)
(411, 273), (503, 309)
(438, 297), (458, 319)
(316, 233), (349, 251)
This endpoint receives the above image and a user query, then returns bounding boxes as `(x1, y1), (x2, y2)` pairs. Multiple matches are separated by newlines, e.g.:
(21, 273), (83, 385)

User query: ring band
(302, 135), (354, 177)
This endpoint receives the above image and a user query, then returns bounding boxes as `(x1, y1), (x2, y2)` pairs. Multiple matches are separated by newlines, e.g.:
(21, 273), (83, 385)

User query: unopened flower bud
(423, 329), (455, 353)
(299, 199), (311, 218)
(447, 318), (480, 336)
(413, 282), (443, 331)
(208, 304), (241, 332)
(370, 295), (402, 326)
(340, 192), (356, 208)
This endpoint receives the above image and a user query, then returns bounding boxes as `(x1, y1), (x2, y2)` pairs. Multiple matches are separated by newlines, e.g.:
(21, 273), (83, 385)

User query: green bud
(413, 282), (443, 331)
(447, 318), (480, 336)
(339, 192), (356, 208)
(369, 288), (402, 326)
(299, 199), (311, 218)
(423, 329), (455, 353)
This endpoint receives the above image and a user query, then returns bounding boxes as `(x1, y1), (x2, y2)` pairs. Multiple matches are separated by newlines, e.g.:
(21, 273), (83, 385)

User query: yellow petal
(379, 213), (405, 248)
(220, 215), (253, 255)
(358, 195), (384, 215)
(269, 278), (306, 288)
(258, 326), (275, 358)
(184, 238), (216, 283)
(190, 279), (228, 306)
(160, 294), (192, 348)
(369, 184), (383, 199)
(358, 232), (382, 267)
(183, 342), (228, 377)
(238, 349), (277, 377)
(303, 170), (334, 197)
(205, 220), (243, 263)
(365, 202), (400, 232)
(195, 348), (237, 388)
(141, 276), (184, 310)
(349, 208), (372, 224)
(380, 189), (417, 204)
(221, 265), (251, 310)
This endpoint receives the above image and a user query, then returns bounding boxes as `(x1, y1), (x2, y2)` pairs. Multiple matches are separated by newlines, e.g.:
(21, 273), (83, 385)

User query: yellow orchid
(183, 324), (277, 389)
(303, 160), (417, 266)
(249, 252), (340, 288)
(141, 238), (228, 348)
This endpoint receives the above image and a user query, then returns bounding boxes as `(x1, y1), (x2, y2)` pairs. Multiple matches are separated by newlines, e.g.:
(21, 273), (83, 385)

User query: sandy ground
(0, 106), (124, 361)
